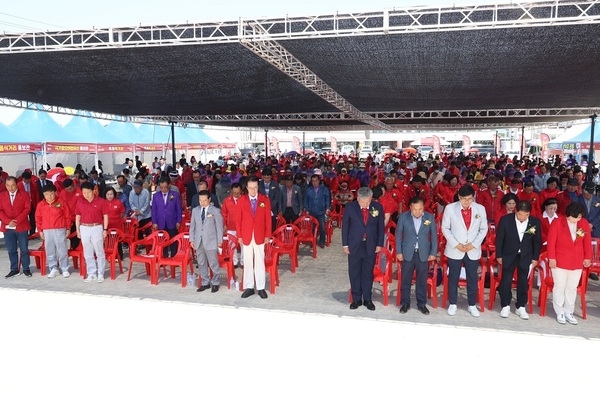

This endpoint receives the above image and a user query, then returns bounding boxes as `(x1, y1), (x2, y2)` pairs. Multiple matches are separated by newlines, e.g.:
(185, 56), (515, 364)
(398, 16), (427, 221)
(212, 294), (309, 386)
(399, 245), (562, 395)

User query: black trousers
(400, 249), (428, 307)
(69, 222), (80, 250)
(283, 207), (298, 224)
(348, 242), (376, 302)
(162, 227), (179, 257)
(137, 217), (152, 240)
(499, 254), (530, 309)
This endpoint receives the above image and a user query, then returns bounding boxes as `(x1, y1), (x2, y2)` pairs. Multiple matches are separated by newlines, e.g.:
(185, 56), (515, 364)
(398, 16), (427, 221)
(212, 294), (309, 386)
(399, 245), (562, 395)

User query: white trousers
(44, 228), (69, 273)
(80, 225), (106, 278)
(552, 268), (583, 316)
(242, 235), (265, 290)
(227, 230), (243, 265)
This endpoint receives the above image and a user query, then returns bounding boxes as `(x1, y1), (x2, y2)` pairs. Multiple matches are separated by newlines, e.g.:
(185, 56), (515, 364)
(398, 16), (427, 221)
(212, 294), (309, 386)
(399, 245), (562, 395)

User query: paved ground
(0, 231), (599, 398)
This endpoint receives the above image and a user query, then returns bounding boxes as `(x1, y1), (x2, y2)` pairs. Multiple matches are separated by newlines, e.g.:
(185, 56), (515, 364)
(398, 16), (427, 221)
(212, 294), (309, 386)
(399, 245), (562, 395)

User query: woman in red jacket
(547, 202), (592, 325)
(540, 198), (559, 245)
(105, 187), (126, 259)
(494, 193), (518, 227)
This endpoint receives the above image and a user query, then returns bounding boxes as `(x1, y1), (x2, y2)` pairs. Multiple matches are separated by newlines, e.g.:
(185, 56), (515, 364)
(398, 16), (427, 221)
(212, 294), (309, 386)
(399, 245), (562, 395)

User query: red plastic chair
(67, 231), (86, 277)
(440, 252), (487, 312)
(275, 214), (287, 229)
(293, 214), (319, 258)
(271, 224), (301, 273)
(537, 252), (589, 319)
(121, 217), (139, 249)
(214, 233), (239, 289)
(486, 252), (538, 313)
(264, 238), (281, 294)
(154, 232), (193, 287)
(127, 230), (169, 282)
(26, 232), (47, 275)
(325, 217), (334, 247)
(590, 239), (600, 282)
(179, 220), (191, 233)
(329, 199), (343, 228)
(105, 229), (125, 280)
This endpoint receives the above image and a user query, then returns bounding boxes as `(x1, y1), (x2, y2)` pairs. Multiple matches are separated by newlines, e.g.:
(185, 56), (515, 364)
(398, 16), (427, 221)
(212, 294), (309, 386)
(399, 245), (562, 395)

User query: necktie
(201, 207), (206, 223)
(10, 193), (15, 205)
(251, 198), (257, 215)
(164, 194), (167, 205)
(362, 208), (369, 225)
(461, 208), (472, 229)
(41, 180), (45, 188)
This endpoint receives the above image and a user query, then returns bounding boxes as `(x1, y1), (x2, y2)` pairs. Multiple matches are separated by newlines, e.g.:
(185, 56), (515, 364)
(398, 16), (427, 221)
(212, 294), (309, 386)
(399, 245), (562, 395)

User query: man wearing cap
(557, 178), (580, 215)
(258, 168), (282, 231)
(129, 179), (152, 240)
(304, 172), (331, 248)
(36, 184), (72, 278)
(168, 170), (185, 193)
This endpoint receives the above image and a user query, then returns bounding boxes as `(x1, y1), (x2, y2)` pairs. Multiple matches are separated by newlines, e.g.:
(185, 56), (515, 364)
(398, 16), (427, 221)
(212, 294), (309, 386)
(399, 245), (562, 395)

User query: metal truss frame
(1, 1), (599, 53)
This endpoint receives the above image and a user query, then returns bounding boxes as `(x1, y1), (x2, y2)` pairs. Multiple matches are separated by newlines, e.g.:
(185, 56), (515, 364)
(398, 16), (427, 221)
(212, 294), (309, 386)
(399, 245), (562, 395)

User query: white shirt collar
(542, 210), (558, 222)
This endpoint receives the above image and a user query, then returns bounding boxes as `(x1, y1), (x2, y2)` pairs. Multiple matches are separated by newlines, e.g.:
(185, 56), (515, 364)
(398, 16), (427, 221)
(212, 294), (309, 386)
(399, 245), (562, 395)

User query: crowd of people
(0, 149), (596, 323)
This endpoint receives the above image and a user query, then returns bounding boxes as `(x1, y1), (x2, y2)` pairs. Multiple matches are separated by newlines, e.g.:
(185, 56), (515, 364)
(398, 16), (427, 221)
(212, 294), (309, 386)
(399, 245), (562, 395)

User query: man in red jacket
(36, 184), (72, 278)
(221, 183), (244, 268)
(0, 176), (32, 277)
(235, 176), (272, 299)
(477, 175), (504, 224)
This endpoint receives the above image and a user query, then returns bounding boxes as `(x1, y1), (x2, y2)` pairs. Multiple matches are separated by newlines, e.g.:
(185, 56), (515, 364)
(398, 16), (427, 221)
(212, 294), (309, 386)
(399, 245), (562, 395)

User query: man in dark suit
(36, 169), (50, 200)
(280, 174), (303, 223)
(396, 196), (438, 315)
(89, 169), (107, 198)
(186, 170), (202, 208)
(342, 186), (385, 311)
(151, 177), (182, 257)
(577, 181), (600, 281)
(495, 200), (542, 319)
(190, 180), (219, 209)
(258, 168), (281, 232)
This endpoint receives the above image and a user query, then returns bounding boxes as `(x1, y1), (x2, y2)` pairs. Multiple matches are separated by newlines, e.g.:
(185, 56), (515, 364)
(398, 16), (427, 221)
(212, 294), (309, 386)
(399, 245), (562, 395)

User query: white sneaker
(447, 304), (457, 316)
(468, 305), (480, 317)
(500, 305), (510, 318)
(62, 271), (70, 278)
(515, 307), (529, 320)
(97, 276), (104, 283)
(565, 313), (578, 325)
(47, 269), (59, 279)
(557, 314), (566, 324)
(84, 275), (96, 282)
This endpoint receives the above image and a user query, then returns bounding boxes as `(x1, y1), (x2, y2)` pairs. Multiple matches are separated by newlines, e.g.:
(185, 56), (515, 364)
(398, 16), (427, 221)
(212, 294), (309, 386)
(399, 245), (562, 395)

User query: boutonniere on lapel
(392, 193), (397, 198)
(206, 213), (213, 218)
(474, 214), (481, 219)
(169, 195), (174, 201)
(270, 185), (276, 190)
(531, 197), (536, 202)
(259, 202), (265, 208)
(595, 202), (600, 208)
(576, 228), (585, 238)
(370, 207), (379, 217)
(294, 191), (298, 195)
(423, 219), (431, 226)
(525, 226), (536, 235)
(53, 202), (62, 208)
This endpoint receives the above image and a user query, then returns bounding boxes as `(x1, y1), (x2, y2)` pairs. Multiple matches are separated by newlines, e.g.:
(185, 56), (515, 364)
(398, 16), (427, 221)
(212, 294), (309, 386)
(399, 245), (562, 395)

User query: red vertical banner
(270, 136), (280, 153)
(496, 135), (501, 155)
(292, 136), (301, 153)
(432, 135), (441, 155)
(462, 135), (471, 153)
(330, 136), (338, 153)
(521, 134), (528, 157)
(540, 133), (550, 161)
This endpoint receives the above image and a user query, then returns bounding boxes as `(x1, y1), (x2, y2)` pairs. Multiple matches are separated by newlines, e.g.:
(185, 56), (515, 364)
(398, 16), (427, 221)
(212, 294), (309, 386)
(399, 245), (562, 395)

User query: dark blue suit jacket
(577, 194), (600, 238)
(151, 190), (182, 230)
(341, 200), (385, 258)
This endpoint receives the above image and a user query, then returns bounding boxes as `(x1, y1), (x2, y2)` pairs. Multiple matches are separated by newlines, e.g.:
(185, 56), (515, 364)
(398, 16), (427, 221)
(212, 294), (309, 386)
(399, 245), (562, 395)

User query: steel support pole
(170, 121), (176, 169)
(588, 114), (597, 182)
(265, 129), (269, 159)
(520, 126), (525, 159)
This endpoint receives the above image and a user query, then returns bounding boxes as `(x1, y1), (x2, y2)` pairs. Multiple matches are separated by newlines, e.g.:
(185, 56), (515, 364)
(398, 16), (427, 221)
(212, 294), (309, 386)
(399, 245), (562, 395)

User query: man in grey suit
(189, 190), (223, 293)
(396, 196), (438, 315)
(280, 175), (303, 223)
(442, 185), (488, 317)
(258, 168), (282, 231)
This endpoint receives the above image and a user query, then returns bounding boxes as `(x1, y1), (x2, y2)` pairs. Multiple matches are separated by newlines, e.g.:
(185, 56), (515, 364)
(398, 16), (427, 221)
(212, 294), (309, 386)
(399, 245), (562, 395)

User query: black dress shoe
(349, 301), (362, 310)
(399, 304), (410, 314)
(318, 243), (325, 249)
(418, 305), (430, 315)
(5, 270), (20, 279)
(257, 289), (268, 299)
(241, 289), (255, 298)
(364, 300), (376, 311)
(196, 285), (211, 292)
(590, 273), (599, 281)
(23, 271), (32, 277)
(211, 285), (219, 293)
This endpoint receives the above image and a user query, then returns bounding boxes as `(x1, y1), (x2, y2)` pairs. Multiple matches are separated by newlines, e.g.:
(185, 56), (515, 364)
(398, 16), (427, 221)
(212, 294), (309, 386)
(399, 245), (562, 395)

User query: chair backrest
(272, 224), (301, 248)
(264, 238), (278, 264)
(374, 247), (393, 279)
(276, 214), (287, 229)
(591, 240), (600, 264)
(105, 229), (125, 251)
(293, 215), (318, 236)
(159, 232), (191, 258)
(122, 218), (139, 237)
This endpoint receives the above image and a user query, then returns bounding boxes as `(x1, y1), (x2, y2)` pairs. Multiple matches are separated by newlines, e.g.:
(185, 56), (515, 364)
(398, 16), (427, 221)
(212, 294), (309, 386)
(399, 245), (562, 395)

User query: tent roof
(9, 109), (72, 142)
(563, 122), (600, 143)
(0, 2), (599, 129)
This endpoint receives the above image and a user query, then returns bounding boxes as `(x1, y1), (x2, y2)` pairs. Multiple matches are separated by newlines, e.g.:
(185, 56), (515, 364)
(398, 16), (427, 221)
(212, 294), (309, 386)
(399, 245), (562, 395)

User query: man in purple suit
(342, 187), (385, 311)
(152, 177), (182, 257)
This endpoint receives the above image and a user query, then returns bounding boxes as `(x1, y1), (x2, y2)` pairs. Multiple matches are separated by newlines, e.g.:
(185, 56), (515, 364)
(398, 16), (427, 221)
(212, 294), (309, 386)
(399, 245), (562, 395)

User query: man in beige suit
(189, 190), (223, 293)
(442, 185), (488, 317)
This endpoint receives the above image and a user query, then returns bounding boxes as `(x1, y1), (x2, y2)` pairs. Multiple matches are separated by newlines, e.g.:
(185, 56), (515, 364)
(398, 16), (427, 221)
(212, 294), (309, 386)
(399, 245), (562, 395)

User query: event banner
(540, 133), (550, 160)
(96, 144), (134, 153)
(432, 135), (441, 154)
(462, 135), (471, 152)
(0, 143), (42, 153)
(135, 144), (164, 152)
(330, 136), (338, 153)
(46, 143), (97, 153)
(292, 136), (301, 153)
